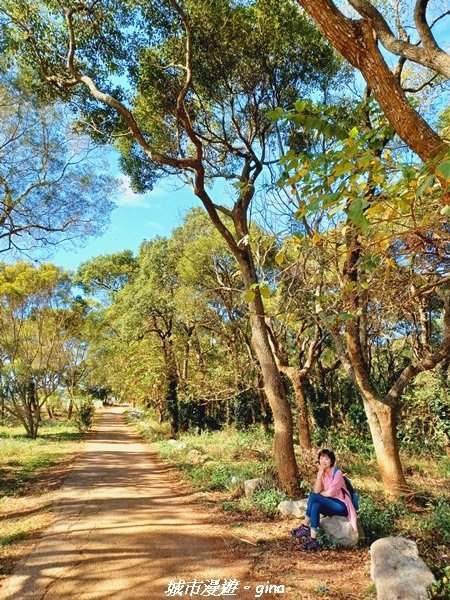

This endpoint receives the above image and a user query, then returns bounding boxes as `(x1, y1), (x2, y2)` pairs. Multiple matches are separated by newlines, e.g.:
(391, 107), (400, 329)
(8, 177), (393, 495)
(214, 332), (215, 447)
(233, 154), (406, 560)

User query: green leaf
(295, 203), (307, 219)
(440, 205), (450, 217)
(348, 198), (370, 233)
(333, 161), (354, 177)
(436, 159), (450, 180)
(244, 289), (256, 303)
(348, 126), (358, 138)
(402, 165), (416, 182)
(415, 174), (435, 198)
(275, 248), (286, 266)
(321, 348), (335, 368)
(294, 99), (307, 113)
(260, 284), (271, 299)
(267, 107), (284, 121)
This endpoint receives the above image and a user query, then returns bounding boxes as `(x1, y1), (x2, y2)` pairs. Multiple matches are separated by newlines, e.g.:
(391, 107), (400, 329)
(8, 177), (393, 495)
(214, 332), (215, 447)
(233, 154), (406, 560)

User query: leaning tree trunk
(239, 251), (299, 495)
(339, 219), (408, 495)
(345, 324), (408, 494)
(295, 0), (448, 164)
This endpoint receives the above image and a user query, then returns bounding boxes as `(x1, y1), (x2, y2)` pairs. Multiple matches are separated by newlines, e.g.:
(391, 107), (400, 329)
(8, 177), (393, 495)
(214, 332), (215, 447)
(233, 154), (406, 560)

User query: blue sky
(50, 172), (201, 272)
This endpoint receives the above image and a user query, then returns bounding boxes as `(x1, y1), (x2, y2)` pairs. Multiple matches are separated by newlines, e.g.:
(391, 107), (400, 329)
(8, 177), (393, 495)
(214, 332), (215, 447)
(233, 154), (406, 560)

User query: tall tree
(0, 0), (344, 492)
(276, 98), (450, 493)
(0, 262), (76, 437)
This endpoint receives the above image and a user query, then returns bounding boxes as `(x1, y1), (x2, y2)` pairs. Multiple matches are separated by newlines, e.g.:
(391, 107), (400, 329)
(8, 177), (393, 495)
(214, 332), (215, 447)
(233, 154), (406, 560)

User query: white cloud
(145, 220), (164, 231)
(116, 175), (169, 207)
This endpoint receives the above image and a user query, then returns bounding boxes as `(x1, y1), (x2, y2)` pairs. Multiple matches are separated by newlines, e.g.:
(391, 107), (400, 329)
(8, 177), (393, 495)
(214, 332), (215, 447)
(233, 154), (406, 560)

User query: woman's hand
(313, 467), (324, 493)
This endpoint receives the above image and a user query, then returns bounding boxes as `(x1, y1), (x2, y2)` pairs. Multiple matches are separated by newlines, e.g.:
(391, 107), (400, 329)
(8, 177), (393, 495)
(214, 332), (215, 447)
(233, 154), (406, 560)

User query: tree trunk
(295, 0), (448, 163)
(0, 385), (4, 426)
(67, 397), (74, 420)
(166, 373), (179, 436)
(238, 250), (300, 494)
(284, 368), (312, 449)
(362, 394), (408, 494)
(46, 402), (54, 419)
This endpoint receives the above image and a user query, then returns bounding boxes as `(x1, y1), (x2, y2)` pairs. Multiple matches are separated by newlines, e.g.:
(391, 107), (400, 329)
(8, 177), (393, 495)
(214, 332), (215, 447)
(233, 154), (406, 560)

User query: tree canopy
(0, 74), (118, 255)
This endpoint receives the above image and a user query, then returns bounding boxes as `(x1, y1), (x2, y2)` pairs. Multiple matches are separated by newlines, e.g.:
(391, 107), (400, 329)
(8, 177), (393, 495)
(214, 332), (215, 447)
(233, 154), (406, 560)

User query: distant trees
(0, 76), (117, 255)
(0, 0), (447, 495)
(0, 262), (89, 437)
(79, 210), (260, 433)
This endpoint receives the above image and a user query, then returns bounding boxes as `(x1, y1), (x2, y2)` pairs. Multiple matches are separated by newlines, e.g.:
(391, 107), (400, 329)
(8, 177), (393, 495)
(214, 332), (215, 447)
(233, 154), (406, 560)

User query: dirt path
(0, 408), (259, 600)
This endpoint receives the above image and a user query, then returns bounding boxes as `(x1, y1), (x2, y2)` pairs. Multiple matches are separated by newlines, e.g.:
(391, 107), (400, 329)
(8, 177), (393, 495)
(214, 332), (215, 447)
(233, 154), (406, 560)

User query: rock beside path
(371, 537), (435, 599)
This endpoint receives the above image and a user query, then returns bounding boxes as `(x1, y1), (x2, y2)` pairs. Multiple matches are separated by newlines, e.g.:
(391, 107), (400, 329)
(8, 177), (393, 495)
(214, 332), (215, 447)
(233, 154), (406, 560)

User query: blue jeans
(306, 492), (348, 529)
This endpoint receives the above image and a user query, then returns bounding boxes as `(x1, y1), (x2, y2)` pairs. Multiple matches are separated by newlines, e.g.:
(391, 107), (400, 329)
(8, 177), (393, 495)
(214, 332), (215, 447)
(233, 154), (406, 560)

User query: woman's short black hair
(318, 448), (336, 466)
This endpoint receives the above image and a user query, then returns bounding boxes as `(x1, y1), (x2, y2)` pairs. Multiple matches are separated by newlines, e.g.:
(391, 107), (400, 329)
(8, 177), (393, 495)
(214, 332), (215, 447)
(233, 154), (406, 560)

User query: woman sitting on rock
(290, 448), (358, 551)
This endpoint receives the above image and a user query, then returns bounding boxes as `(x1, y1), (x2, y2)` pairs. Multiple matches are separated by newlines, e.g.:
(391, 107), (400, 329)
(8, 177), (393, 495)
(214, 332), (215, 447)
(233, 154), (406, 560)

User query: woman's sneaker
(290, 524), (310, 538)
(300, 537), (319, 551)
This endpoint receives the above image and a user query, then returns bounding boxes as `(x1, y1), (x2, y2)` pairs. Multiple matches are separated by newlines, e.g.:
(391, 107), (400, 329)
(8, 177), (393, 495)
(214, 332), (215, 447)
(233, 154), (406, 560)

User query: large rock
(371, 537), (435, 600)
(277, 498), (309, 517)
(244, 478), (264, 497)
(320, 516), (359, 547)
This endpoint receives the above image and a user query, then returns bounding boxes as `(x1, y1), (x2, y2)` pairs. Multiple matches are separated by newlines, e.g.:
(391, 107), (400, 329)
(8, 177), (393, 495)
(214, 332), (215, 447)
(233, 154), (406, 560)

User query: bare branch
(345, 0), (450, 78)
(414, 0), (438, 51)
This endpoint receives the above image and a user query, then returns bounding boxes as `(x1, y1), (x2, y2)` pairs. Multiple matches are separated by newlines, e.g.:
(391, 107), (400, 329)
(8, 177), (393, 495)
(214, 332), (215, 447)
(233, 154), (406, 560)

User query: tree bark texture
(362, 395), (408, 494)
(295, 0), (448, 163)
(345, 322), (408, 493)
(287, 368), (313, 450)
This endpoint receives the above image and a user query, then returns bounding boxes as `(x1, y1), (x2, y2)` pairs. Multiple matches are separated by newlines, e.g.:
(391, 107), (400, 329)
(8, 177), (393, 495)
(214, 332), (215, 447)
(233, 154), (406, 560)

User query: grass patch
(0, 420), (82, 497)
(0, 418), (83, 578)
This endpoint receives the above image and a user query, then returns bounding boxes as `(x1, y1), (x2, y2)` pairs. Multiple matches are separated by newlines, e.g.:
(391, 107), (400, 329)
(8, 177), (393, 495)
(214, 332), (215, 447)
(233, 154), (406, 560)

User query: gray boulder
(370, 537), (435, 600)
(277, 498), (309, 517)
(320, 516), (359, 547)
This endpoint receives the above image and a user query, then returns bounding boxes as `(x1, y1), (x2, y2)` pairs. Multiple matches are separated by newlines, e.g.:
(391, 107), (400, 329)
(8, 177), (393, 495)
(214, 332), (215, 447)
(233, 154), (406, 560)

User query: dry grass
(0, 421), (83, 580)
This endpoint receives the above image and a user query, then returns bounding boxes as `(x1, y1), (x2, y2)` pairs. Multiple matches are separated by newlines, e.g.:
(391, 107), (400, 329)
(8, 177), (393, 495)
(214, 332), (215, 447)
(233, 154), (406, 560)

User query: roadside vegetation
(0, 415), (91, 579)
(126, 408), (450, 599)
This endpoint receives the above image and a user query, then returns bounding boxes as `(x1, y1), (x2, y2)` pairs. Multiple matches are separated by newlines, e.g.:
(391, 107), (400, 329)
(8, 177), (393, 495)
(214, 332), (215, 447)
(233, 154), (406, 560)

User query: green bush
(401, 372), (450, 454)
(357, 497), (407, 543)
(421, 498), (450, 544)
(251, 489), (288, 518)
(73, 398), (95, 432)
(429, 566), (450, 600)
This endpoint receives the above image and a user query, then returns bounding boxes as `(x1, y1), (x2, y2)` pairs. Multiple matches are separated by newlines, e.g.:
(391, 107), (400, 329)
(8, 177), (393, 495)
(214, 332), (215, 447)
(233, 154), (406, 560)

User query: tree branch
(345, 0), (450, 78)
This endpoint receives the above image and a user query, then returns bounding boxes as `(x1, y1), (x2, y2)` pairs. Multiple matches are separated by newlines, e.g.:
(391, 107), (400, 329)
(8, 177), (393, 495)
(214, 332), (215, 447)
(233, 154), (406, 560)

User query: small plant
(251, 489), (289, 518)
(316, 527), (340, 549)
(357, 496), (406, 543)
(429, 566), (450, 600)
(73, 398), (96, 432)
(421, 498), (450, 544)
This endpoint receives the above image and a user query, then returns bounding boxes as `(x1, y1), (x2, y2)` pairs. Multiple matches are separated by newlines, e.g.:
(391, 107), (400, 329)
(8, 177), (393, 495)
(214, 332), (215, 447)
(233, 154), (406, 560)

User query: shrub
(421, 498), (450, 544)
(400, 372), (450, 454)
(73, 398), (95, 432)
(357, 497), (407, 543)
(251, 489), (289, 518)
(428, 566), (450, 600)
